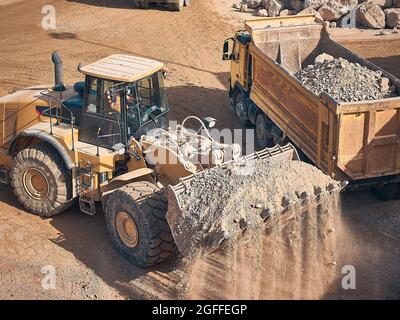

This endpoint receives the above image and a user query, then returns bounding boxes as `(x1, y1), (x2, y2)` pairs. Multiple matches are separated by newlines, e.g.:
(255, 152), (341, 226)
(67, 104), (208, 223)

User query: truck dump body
(247, 16), (400, 181)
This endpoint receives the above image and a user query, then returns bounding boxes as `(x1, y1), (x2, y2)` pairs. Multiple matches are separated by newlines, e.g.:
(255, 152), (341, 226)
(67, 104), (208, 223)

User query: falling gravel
(294, 55), (397, 102)
(173, 158), (343, 255)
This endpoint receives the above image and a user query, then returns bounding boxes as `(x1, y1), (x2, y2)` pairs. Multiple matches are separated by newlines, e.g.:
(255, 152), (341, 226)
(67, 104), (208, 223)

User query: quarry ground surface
(1, 0), (400, 300)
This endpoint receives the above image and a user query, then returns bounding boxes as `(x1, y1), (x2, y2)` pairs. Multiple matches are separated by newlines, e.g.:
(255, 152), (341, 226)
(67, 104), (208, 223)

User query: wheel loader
(0, 52), (309, 267)
(132, 0), (190, 11)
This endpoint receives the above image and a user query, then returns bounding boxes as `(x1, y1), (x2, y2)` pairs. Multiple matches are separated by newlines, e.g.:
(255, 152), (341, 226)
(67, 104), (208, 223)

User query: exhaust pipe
(52, 52), (65, 92)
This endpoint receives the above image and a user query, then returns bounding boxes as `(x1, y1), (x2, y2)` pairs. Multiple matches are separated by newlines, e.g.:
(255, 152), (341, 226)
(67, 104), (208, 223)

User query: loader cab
(77, 54), (169, 151)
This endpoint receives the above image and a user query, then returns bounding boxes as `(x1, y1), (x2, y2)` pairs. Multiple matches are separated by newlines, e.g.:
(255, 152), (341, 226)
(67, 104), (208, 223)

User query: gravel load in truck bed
(294, 54), (397, 102)
(174, 157), (343, 255)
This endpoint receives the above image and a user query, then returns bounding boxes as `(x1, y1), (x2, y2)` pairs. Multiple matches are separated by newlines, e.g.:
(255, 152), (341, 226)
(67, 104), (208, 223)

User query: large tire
(234, 91), (251, 127)
(104, 181), (176, 267)
(372, 183), (399, 201)
(168, 0), (184, 11)
(10, 144), (73, 217)
(255, 113), (269, 149)
(132, 0), (149, 9)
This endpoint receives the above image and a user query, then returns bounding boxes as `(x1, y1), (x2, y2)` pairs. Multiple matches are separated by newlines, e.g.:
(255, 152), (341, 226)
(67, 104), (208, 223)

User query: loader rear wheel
(10, 144), (73, 217)
(104, 181), (176, 267)
(372, 183), (400, 201)
(168, 0), (184, 11)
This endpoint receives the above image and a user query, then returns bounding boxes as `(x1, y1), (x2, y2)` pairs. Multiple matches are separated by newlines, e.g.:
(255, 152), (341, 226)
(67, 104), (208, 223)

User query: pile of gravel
(173, 157), (342, 255)
(294, 55), (397, 102)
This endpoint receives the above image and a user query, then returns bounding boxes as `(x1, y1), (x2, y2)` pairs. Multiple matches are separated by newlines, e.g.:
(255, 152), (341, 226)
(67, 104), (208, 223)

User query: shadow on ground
(67, 0), (170, 11)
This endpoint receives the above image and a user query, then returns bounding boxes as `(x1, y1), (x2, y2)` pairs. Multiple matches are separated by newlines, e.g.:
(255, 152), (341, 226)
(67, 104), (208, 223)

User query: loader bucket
(166, 143), (302, 255)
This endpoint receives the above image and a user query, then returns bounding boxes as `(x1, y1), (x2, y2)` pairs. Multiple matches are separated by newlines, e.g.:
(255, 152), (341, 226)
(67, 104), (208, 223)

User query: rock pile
(294, 54), (396, 101)
(174, 157), (343, 255)
(234, 0), (400, 29)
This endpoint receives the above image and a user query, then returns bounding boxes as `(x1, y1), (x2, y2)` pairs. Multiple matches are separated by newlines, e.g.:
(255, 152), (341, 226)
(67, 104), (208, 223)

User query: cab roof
(79, 54), (164, 82)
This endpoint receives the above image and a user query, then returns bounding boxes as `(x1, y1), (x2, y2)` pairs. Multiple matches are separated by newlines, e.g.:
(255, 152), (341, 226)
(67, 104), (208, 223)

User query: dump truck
(0, 52), (315, 267)
(133, 0), (190, 11)
(223, 15), (400, 200)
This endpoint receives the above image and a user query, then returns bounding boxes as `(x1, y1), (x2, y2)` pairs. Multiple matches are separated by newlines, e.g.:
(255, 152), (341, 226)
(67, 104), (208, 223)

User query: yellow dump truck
(223, 15), (400, 200)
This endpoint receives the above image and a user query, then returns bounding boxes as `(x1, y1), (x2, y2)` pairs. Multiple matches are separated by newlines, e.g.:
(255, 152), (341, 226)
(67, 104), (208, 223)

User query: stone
(262, 0), (284, 17)
(304, 0), (329, 10)
(318, 3), (342, 21)
(290, 0), (305, 11)
(279, 9), (298, 15)
(369, 0), (393, 7)
(336, 0), (358, 9)
(315, 53), (334, 63)
(384, 8), (400, 28)
(298, 7), (324, 20)
(378, 77), (391, 92)
(257, 8), (269, 16)
(356, 2), (386, 29)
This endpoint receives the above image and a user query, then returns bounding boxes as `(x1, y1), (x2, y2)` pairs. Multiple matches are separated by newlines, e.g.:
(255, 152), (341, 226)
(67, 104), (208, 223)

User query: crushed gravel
(174, 158), (342, 255)
(294, 55), (397, 102)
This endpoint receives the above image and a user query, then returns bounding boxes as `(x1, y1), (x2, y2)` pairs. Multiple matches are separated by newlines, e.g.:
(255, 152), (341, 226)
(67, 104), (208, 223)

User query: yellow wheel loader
(132, 0), (190, 11)
(0, 52), (317, 267)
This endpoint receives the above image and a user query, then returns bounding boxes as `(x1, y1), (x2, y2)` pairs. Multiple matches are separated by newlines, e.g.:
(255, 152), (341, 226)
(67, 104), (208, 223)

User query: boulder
(315, 53), (335, 63)
(290, 0), (305, 11)
(336, 0), (358, 8)
(356, 2), (386, 28)
(369, 0), (393, 7)
(298, 7), (324, 20)
(279, 9), (298, 15)
(241, 0), (264, 9)
(262, 0), (284, 16)
(304, 0), (329, 10)
(318, 1), (344, 21)
(257, 8), (270, 16)
(384, 8), (400, 28)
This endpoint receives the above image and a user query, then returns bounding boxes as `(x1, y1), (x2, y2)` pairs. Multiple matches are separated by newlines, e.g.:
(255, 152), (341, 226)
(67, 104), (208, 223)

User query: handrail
(40, 90), (76, 151)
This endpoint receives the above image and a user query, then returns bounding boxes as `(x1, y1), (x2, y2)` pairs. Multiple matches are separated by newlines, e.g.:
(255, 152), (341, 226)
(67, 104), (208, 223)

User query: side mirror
(203, 117), (217, 129)
(222, 38), (232, 61)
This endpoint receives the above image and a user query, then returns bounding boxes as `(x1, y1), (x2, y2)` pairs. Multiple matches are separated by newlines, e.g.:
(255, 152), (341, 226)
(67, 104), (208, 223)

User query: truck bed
(247, 16), (400, 181)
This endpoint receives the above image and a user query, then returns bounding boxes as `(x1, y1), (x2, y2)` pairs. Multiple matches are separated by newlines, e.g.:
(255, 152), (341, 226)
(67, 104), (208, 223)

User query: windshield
(126, 71), (169, 138)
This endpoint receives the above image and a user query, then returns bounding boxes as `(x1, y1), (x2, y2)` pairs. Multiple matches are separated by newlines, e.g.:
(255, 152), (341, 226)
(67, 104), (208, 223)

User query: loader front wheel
(10, 144), (73, 217)
(104, 181), (176, 267)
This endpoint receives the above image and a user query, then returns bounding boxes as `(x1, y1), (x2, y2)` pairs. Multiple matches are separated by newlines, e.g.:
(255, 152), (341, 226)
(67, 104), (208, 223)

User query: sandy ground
(0, 0), (400, 300)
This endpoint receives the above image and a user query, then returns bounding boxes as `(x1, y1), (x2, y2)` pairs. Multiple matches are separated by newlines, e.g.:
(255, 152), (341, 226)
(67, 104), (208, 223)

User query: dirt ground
(1, 0), (400, 300)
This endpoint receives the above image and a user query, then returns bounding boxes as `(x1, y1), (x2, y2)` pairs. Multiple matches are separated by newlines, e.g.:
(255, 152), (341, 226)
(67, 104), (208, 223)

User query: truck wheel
(372, 183), (399, 201)
(10, 144), (73, 217)
(255, 113), (269, 149)
(168, 0), (184, 11)
(234, 92), (251, 127)
(133, 1), (149, 9)
(104, 181), (176, 267)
